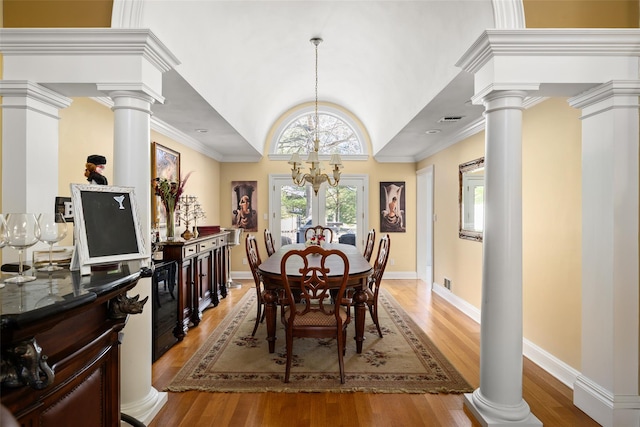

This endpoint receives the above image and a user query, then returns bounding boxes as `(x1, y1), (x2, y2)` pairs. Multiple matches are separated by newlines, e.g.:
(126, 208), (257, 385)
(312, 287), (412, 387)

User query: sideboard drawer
(198, 239), (216, 251)
(182, 245), (198, 258)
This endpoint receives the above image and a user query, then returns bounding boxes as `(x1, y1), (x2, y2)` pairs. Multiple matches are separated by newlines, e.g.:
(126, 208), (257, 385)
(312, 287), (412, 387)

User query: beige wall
(522, 98), (582, 367)
(57, 98), (222, 245)
(3, 0), (112, 28)
(54, 97), (417, 275)
(418, 98), (583, 369)
(149, 134), (222, 229)
(523, 0), (638, 28)
(219, 100), (417, 273)
(421, 133), (485, 308)
(220, 131), (417, 273)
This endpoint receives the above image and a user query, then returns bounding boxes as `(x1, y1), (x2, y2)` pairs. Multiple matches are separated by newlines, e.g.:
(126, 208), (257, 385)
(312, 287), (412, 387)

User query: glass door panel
(270, 175), (367, 251)
(280, 184), (312, 245)
(325, 184), (358, 245)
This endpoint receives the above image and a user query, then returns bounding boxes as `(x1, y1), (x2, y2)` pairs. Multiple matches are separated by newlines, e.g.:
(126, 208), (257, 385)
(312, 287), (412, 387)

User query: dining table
(257, 242), (373, 354)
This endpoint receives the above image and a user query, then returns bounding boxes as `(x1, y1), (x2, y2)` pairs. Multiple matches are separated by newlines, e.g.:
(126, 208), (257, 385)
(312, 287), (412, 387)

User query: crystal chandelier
(288, 37), (343, 196)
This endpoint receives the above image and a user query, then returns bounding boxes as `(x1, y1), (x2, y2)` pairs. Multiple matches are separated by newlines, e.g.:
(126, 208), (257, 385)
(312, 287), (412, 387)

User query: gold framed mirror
(459, 157), (484, 242)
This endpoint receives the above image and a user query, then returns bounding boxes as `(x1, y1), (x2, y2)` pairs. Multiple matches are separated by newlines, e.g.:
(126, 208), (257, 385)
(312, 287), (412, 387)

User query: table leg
(354, 288), (367, 353)
(263, 289), (278, 353)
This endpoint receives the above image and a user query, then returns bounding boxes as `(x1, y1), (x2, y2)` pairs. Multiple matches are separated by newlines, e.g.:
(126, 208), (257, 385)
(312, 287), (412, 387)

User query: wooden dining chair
(362, 228), (376, 262)
(278, 245), (352, 383)
(245, 234), (266, 336)
(304, 225), (334, 243)
(366, 234), (390, 338)
(264, 229), (276, 257)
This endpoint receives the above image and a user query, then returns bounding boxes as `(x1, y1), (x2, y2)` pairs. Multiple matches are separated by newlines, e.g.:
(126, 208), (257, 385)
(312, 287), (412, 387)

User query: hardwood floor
(148, 280), (599, 427)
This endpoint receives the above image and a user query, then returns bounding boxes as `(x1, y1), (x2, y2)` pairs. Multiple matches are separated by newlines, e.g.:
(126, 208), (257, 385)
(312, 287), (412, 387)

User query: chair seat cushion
(283, 305), (349, 326)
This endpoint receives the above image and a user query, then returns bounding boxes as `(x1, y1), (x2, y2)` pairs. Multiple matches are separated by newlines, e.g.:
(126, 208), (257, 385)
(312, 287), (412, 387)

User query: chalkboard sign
(70, 184), (147, 273)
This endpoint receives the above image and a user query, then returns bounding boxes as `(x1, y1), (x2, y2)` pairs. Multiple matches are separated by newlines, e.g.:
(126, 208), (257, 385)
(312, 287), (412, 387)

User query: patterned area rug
(165, 288), (473, 394)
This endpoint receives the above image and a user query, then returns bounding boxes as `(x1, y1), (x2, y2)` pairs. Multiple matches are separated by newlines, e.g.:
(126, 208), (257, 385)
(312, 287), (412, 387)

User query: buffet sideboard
(0, 263), (144, 427)
(158, 230), (230, 339)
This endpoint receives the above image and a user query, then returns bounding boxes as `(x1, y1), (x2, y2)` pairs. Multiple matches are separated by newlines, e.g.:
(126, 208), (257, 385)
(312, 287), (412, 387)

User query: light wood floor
(148, 279), (599, 427)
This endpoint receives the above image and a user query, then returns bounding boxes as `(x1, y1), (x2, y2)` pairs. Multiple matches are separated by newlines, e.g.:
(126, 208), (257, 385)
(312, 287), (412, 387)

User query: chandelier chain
(314, 39), (319, 150)
(287, 37), (342, 196)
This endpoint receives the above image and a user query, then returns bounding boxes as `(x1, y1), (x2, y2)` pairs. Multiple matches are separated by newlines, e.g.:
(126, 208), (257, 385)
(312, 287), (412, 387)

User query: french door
(268, 174), (368, 250)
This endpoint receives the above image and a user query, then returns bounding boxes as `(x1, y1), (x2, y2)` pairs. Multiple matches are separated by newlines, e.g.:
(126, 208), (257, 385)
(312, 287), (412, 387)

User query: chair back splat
(367, 234), (390, 338)
(279, 245), (351, 383)
(304, 225), (334, 243)
(245, 234), (265, 336)
(363, 229), (376, 262)
(264, 229), (276, 257)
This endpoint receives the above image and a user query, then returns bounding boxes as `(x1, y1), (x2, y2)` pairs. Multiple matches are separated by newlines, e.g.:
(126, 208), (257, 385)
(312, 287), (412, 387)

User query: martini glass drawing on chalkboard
(4, 213), (41, 284)
(38, 213), (68, 272)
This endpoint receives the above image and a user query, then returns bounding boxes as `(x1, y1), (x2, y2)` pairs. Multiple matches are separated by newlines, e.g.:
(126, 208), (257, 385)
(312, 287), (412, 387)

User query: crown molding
(457, 29), (640, 75)
(0, 28), (180, 73)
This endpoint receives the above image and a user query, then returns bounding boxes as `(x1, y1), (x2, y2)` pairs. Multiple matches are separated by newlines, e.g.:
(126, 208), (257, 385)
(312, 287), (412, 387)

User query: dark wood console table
(158, 231), (230, 339)
(0, 263), (143, 427)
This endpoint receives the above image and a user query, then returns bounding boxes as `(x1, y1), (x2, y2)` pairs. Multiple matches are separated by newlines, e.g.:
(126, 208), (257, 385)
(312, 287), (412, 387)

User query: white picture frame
(70, 184), (148, 273)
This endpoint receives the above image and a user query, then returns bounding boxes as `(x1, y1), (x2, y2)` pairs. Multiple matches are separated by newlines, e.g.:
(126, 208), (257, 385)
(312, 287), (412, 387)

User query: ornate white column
(0, 81), (72, 261)
(106, 90), (168, 425)
(569, 81), (640, 427)
(463, 90), (542, 427)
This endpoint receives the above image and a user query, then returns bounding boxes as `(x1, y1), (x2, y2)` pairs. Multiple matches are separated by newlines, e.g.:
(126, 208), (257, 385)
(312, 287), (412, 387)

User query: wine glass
(0, 215), (7, 289)
(4, 213), (41, 284)
(37, 213), (68, 272)
(0, 214), (7, 250)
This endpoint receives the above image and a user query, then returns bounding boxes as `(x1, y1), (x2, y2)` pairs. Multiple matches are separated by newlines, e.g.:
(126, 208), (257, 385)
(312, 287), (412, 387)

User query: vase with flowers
(153, 172), (191, 240)
(305, 233), (326, 248)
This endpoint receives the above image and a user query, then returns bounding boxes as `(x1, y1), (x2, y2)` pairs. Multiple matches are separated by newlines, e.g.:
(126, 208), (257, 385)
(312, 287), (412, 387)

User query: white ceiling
(130, 1), (496, 163)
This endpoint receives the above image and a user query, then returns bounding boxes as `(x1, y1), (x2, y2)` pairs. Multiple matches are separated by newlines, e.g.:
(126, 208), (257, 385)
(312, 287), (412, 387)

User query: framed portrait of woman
(231, 181), (258, 232)
(151, 142), (180, 227)
(380, 181), (406, 232)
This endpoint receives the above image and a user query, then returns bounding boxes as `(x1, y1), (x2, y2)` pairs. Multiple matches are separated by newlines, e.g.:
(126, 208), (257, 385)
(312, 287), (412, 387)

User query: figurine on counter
(84, 154), (108, 186)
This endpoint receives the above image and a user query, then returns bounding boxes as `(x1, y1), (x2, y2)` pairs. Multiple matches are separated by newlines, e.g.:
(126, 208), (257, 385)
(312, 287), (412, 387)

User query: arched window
(271, 104), (368, 159)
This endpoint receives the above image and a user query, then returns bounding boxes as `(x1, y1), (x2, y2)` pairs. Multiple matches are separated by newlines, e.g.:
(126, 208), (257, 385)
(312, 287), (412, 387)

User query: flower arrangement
(305, 233), (326, 247)
(152, 171), (192, 239)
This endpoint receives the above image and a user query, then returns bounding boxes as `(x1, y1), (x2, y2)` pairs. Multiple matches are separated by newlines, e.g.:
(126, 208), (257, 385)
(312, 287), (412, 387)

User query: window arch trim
(268, 103), (369, 161)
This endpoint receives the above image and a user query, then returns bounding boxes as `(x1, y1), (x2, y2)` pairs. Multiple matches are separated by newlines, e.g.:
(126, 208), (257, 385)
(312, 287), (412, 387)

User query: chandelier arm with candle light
(288, 37), (343, 196)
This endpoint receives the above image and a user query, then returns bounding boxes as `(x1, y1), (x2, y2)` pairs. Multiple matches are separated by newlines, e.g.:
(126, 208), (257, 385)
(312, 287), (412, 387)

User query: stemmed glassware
(4, 213), (41, 284)
(0, 214), (7, 250)
(37, 213), (68, 272)
(0, 215), (7, 289)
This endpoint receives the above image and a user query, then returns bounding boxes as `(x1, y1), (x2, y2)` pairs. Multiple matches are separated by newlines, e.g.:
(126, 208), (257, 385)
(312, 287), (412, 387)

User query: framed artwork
(380, 181), (406, 232)
(231, 181), (258, 232)
(151, 142), (180, 227)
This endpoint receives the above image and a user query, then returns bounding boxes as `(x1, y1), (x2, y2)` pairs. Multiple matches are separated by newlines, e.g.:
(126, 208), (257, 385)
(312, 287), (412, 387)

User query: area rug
(165, 288), (473, 394)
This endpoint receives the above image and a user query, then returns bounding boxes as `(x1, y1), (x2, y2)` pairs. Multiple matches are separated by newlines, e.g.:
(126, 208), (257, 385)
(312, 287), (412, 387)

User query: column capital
(569, 80), (640, 112)
(107, 90), (156, 116)
(0, 80), (72, 115)
(472, 86), (535, 107)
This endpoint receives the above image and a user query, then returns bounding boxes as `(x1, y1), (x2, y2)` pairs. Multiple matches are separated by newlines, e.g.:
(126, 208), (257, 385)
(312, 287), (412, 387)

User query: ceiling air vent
(438, 116), (464, 123)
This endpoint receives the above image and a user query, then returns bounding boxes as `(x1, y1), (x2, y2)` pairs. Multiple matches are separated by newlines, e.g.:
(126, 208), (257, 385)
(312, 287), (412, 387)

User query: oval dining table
(257, 242), (373, 354)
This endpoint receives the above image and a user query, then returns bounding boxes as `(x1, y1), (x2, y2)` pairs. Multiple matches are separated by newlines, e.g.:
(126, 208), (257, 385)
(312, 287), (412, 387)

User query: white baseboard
(433, 281), (481, 323)
(230, 271), (252, 280)
(382, 271), (417, 279)
(432, 281), (580, 391)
